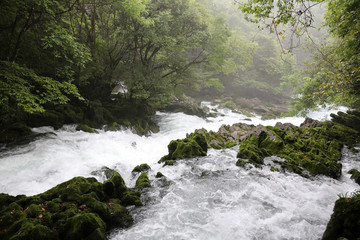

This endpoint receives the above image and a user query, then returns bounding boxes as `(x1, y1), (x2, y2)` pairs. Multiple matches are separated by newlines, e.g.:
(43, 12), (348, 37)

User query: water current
(0, 104), (358, 239)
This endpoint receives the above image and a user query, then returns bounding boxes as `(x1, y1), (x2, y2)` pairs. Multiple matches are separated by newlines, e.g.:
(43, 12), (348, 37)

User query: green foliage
(237, 0), (360, 113)
(0, 61), (83, 114)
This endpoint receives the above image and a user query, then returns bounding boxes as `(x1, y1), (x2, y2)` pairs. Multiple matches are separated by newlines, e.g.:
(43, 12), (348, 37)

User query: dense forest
(0, 0), (359, 140)
(1, 1), (360, 240)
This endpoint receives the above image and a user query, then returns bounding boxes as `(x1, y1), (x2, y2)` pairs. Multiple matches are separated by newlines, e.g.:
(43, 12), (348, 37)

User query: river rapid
(0, 104), (358, 240)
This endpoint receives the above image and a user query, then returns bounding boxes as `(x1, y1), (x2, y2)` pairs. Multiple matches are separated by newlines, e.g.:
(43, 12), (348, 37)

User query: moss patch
(322, 190), (360, 240)
(236, 119), (359, 179)
(76, 124), (96, 133)
(0, 171), (140, 240)
(135, 172), (151, 190)
(159, 130), (208, 163)
(348, 169), (360, 185)
(132, 164), (151, 173)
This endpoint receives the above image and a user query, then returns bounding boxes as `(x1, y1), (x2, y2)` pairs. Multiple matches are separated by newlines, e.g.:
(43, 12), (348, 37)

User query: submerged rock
(0, 171), (141, 240)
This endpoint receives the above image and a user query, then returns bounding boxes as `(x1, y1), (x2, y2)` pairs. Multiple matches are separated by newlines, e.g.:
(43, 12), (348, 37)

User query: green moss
(236, 115), (359, 178)
(348, 169), (360, 185)
(270, 167), (279, 172)
(135, 172), (151, 190)
(120, 192), (142, 207)
(107, 202), (133, 229)
(25, 204), (42, 218)
(76, 124), (96, 133)
(224, 141), (236, 148)
(121, 120), (131, 127)
(163, 160), (175, 166)
(170, 139), (206, 159)
(322, 191), (360, 240)
(132, 164), (151, 173)
(237, 134), (264, 164)
(159, 130), (208, 163)
(106, 122), (120, 131)
(61, 213), (106, 240)
(155, 172), (164, 178)
(235, 159), (247, 167)
(0, 171), (140, 240)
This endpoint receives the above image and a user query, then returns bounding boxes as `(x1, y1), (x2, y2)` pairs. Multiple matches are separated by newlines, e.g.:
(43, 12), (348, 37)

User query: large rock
(0, 171), (141, 240)
(236, 120), (359, 178)
(159, 130), (208, 165)
(322, 191), (360, 240)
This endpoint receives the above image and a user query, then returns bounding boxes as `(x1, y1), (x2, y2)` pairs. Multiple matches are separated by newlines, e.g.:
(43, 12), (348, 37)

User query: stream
(0, 104), (358, 240)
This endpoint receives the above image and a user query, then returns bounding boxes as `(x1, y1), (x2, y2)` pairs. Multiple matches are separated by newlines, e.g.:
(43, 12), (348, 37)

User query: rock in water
(322, 191), (360, 240)
(0, 171), (141, 240)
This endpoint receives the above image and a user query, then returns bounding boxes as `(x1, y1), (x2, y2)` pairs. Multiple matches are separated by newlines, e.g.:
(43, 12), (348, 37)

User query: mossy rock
(0, 171), (140, 240)
(135, 172), (151, 190)
(120, 192), (142, 207)
(132, 164), (151, 173)
(155, 172), (164, 178)
(159, 131), (207, 163)
(235, 114), (360, 179)
(106, 122), (121, 131)
(61, 213), (106, 240)
(322, 191), (360, 240)
(348, 169), (360, 185)
(76, 124), (96, 133)
(170, 139), (206, 160)
(162, 160), (176, 167)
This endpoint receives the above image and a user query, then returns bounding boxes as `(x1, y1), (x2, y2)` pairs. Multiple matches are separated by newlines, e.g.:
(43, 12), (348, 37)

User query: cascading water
(0, 104), (358, 239)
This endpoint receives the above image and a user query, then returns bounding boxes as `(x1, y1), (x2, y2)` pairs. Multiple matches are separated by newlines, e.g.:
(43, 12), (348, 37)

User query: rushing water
(0, 104), (358, 240)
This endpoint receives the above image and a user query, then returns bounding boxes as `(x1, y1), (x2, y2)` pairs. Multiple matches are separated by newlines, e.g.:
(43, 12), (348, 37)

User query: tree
(0, 0), (88, 126)
(236, 0), (360, 110)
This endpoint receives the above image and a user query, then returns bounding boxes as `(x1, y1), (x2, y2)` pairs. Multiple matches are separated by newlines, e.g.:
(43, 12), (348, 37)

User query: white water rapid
(0, 104), (358, 240)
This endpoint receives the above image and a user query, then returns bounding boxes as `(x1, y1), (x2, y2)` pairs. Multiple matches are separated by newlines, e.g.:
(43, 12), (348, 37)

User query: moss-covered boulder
(159, 130), (207, 164)
(155, 172), (164, 178)
(76, 124), (96, 133)
(348, 169), (360, 185)
(0, 171), (140, 240)
(330, 110), (360, 132)
(132, 164), (151, 173)
(236, 117), (359, 179)
(135, 172), (151, 190)
(322, 191), (360, 240)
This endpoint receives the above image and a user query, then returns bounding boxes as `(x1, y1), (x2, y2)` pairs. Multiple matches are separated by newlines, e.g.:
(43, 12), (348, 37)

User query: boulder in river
(0, 171), (140, 240)
(159, 129), (208, 164)
(322, 190), (360, 240)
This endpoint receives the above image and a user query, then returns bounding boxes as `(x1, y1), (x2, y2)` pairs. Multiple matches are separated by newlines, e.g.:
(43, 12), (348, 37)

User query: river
(0, 104), (358, 240)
